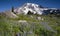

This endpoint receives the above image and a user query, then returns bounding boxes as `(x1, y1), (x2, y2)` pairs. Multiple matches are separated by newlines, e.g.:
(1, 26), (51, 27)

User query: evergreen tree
(12, 6), (14, 12)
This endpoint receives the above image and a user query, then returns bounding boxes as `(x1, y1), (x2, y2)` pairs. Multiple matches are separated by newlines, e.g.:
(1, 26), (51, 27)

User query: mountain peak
(14, 3), (44, 15)
(23, 3), (43, 8)
(14, 3), (60, 15)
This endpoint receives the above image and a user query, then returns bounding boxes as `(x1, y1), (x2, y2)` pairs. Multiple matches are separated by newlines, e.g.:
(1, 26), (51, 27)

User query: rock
(36, 17), (44, 20)
(18, 20), (27, 23)
(30, 15), (33, 18)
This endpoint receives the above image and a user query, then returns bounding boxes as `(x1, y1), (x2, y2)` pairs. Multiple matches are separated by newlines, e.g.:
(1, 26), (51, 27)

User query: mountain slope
(14, 3), (60, 15)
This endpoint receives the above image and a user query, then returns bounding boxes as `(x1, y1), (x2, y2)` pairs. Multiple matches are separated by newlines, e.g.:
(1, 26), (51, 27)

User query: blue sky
(0, 0), (60, 12)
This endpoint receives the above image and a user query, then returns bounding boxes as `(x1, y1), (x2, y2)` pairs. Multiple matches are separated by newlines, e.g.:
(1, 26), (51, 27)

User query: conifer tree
(12, 6), (14, 12)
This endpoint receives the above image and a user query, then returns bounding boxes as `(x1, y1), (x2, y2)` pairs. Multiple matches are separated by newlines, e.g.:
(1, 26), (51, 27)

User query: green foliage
(0, 14), (60, 36)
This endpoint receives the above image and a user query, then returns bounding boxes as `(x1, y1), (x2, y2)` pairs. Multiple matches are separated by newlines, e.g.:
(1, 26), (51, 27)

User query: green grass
(0, 14), (60, 36)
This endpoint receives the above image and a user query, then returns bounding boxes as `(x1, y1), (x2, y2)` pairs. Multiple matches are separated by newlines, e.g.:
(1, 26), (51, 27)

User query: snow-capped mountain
(14, 3), (60, 15)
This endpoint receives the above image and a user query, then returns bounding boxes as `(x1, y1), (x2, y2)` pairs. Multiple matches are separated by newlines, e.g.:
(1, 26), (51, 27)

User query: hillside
(0, 13), (60, 36)
(0, 3), (60, 36)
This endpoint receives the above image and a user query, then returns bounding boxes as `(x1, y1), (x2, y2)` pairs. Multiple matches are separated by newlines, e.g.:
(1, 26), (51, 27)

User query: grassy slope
(0, 14), (60, 36)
